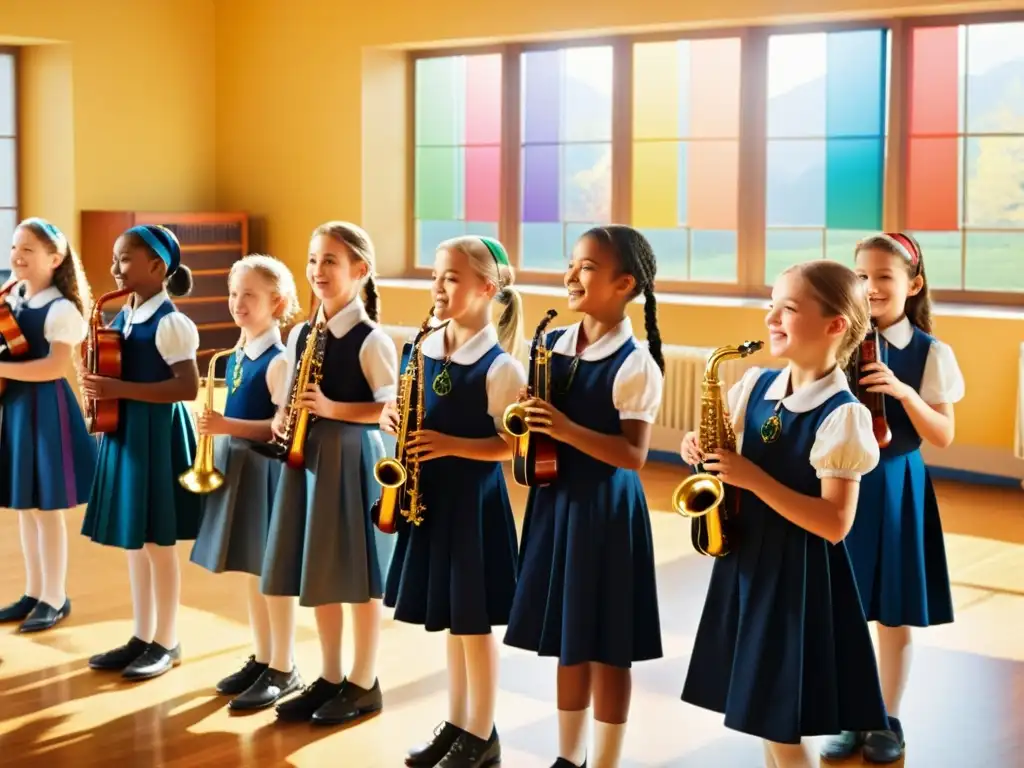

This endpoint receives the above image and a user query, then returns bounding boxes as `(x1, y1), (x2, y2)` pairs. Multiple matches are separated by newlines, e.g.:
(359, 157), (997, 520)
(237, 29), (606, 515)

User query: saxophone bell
(671, 473), (725, 518)
(501, 401), (529, 437)
(373, 457), (407, 488)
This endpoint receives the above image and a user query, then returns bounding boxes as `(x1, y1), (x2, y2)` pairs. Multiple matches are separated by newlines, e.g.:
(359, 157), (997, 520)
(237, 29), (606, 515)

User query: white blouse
(241, 326), (289, 405)
(549, 316), (664, 423)
(726, 365), (880, 481)
(420, 323), (527, 432)
(282, 296), (398, 404)
(879, 316), (965, 405)
(4, 284), (87, 346)
(121, 290), (200, 366)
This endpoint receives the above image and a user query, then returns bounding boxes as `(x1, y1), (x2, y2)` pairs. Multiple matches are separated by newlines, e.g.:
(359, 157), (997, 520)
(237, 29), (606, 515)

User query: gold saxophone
(371, 309), (443, 533)
(672, 340), (763, 557)
(179, 345), (239, 494)
(254, 304), (327, 470)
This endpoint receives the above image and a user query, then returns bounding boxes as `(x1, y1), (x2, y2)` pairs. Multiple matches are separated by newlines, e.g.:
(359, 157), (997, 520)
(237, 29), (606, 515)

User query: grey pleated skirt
(189, 436), (279, 577)
(259, 420), (396, 607)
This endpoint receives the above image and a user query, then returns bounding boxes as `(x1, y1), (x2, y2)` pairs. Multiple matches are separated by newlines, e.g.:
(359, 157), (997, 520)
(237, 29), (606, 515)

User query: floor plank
(1, 463), (1022, 766)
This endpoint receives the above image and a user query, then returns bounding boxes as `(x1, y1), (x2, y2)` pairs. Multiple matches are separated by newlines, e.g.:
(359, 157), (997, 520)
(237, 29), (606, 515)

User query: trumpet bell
(178, 468), (225, 495)
(374, 457), (407, 488)
(502, 402), (529, 437)
(671, 472), (724, 518)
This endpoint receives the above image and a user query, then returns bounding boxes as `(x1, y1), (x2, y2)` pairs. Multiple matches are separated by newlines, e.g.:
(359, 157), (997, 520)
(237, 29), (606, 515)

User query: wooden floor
(1, 464), (1023, 767)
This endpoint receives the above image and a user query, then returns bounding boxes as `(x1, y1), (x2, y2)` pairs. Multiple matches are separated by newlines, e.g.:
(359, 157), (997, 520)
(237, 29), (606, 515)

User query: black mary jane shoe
(275, 677), (344, 722)
(88, 636), (150, 671)
(216, 655), (268, 695)
(550, 759), (586, 768)
(863, 717), (905, 764)
(0, 595), (38, 622)
(406, 721), (465, 766)
(311, 678), (383, 726)
(19, 598), (71, 633)
(437, 727), (501, 768)
(122, 642), (182, 681)
(820, 730), (866, 761)
(229, 667), (303, 711)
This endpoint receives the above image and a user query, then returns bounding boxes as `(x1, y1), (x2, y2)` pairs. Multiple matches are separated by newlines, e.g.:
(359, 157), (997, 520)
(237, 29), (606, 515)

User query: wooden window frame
(0, 46), (18, 282)
(405, 11), (1024, 308)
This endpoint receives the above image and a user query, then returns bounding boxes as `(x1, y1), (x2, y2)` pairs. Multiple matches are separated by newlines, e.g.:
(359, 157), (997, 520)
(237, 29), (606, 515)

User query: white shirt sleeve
(919, 340), (965, 405)
(266, 352), (290, 407)
(359, 327), (399, 403)
(724, 366), (763, 454)
(809, 402), (881, 481)
(612, 347), (664, 423)
(277, 324), (304, 404)
(486, 353), (528, 433)
(43, 299), (88, 346)
(155, 312), (200, 366)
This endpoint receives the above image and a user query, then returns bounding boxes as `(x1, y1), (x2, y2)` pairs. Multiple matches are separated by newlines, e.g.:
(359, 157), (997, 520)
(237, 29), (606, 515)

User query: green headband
(479, 236), (510, 270)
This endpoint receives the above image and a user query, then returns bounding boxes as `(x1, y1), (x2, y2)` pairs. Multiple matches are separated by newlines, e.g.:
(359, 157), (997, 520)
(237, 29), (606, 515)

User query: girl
(0, 217), (95, 633)
(504, 226), (665, 768)
(261, 221), (399, 726)
(81, 224), (202, 682)
(821, 233), (963, 764)
(680, 260), (889, 768)
(189, 255), (303, 711)
(381, 236), (525, 768)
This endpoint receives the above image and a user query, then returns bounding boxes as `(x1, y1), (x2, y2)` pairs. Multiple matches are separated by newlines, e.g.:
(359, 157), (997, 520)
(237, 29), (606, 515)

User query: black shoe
(863, 716), (905, 764)
(122, 642), (181, 681)
(820, 730), (865, 760)
(88, 636), (150, 671)
(438, 727), (501, 768)
(0, 595), (38, 622)
(275, 677), (344, 722)
(406, 721), (465, 766)
(19, 598), (71, 633)
(311, 677), (383, 726)
(230, 667), (304, 711)
(216, 655), (268, 695)
(550, 760), (586, 768)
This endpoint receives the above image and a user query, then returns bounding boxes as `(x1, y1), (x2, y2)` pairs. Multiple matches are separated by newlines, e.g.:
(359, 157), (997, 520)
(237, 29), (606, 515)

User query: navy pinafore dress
(504, 327), (662, 668)
(191, 339), (285, 576)
(844, 325), (955, 628)
(681, 369), (889, 744)
(0, 289), (97, 510)
(260, 320), (395, 607)
(81, 300), (202, 548)
(384, 340), (519, 635)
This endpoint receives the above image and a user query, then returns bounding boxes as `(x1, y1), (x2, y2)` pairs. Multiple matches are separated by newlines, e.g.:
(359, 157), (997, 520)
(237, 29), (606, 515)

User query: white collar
(126, 290), (171, 324)
(421, 323), (498, 364)
(878, 316), (914, 350)
(7, 282), (62, 309)
(764, 364), (851, 413)
(323, 295), (372, 339)
(551, 317), (634, 361)
(244, 326), (282, 360)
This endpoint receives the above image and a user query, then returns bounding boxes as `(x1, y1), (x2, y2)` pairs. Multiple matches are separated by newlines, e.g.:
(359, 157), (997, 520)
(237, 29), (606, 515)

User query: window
(0, 51), (15, 283)
(632, 37), (741, 282)
(413, 53), (502, 267)
(904, 21), (1024, 293)
(520, 46), (613, 270)
(765, 29), (889, 282)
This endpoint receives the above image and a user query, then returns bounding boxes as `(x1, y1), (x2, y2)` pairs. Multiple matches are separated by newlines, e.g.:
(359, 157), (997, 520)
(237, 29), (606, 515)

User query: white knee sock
(462, 633), (499, 741)
(347, 599), (381, 690)
(246, 576), (271, 664)
(35, 510), (68, 608)
(314, 603), (344, 683)
(127, 549), (155, 642)
(877, 624), (913, 718)
(265, 594), (296, 673)
(146, 544), (181, 649)
(17, 510), (42, 599)
(592, 720), (626, 768)
(447, 633), (469, 729)
(558, 708), (589, 766)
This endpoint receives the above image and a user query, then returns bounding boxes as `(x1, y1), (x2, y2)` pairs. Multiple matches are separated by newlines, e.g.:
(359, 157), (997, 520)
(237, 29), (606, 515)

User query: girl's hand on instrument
(81, 374), (122, 401)
(702, 449), (764, 492)
(196, 408), (226, 437)
(379, 401), (399, 435)
(298, 383), (334, 419)
(859, 361), (912, 401)
(680, 431), (703, 466)
(271, 409), (288, 440)
(406, 429), (456, 462)
(522, 397), (571, 441)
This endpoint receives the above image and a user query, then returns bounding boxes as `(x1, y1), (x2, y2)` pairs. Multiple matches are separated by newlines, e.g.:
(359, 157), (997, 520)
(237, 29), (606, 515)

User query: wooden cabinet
(80, 211), (247, 375)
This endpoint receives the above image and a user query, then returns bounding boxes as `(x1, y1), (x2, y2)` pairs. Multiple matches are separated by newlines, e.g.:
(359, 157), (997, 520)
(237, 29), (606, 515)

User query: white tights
(17, 509), (68, 609)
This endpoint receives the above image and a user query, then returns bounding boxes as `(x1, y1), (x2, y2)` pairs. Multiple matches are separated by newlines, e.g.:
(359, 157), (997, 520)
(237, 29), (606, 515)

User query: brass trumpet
(180, 345), (238, 494)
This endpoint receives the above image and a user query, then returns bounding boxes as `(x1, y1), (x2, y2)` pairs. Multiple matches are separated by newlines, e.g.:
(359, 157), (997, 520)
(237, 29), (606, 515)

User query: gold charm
(760, 404), (783, 444)
(432, 363), (452, 396)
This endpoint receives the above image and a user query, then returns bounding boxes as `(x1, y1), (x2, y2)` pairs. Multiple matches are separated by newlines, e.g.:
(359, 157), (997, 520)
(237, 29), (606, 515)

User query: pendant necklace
(432, 332), (454, 396)
(230, 346), (245, 394)
(760, 401), (783, 444)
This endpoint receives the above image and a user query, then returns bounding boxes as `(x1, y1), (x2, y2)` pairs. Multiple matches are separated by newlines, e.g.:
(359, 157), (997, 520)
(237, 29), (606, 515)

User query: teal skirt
(81, 400), (202, 549)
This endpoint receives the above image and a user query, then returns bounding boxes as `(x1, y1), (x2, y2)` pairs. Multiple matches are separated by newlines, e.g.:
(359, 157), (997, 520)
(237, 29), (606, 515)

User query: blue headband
(23, 217), (63, 242)
(479, 237), (510, 271)
(127, 225), (180, 274)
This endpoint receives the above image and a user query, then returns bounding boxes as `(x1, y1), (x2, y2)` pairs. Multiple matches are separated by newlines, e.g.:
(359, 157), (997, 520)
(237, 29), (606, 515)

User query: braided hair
(581, 225), (664, 373)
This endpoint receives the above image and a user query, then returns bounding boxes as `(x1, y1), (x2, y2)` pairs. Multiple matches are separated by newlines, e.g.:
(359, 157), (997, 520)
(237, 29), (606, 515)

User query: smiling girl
(0, 218), (95, 634)
(81, 224), (201, 682)
(381, 236), (525, 768)
(261, 221), (399, 727)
